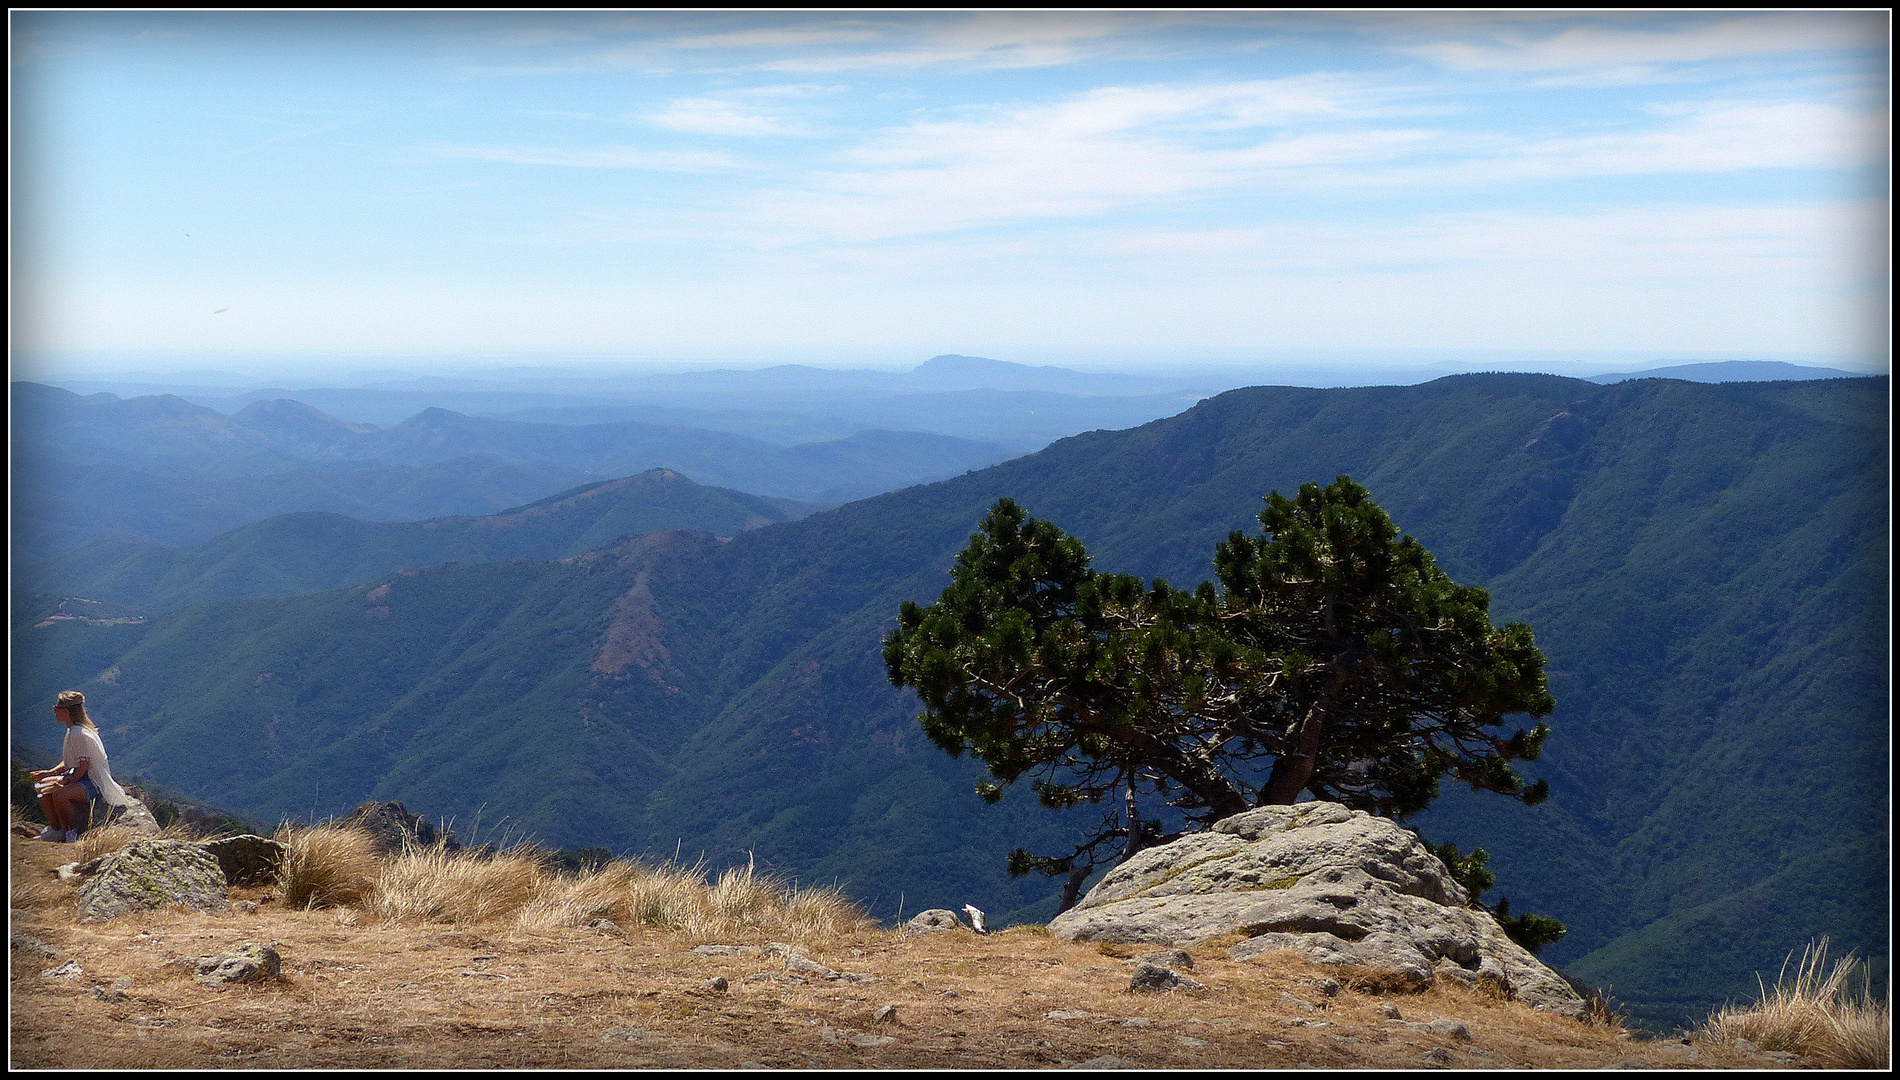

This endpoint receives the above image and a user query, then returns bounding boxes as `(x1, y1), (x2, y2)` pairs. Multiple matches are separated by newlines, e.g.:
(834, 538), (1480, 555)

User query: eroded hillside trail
(9, 835), (1809, 1070)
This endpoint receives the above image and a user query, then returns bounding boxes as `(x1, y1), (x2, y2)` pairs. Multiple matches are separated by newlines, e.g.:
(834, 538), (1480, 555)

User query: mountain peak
(914, 354), (1052, 375)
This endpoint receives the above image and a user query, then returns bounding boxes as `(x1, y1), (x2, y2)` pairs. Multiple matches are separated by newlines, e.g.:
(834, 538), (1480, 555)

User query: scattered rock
(1380, 1002), (1404, 1020)
(702, 976), (729, 992)
(1135, 948), (1194, 970)
(233, 900), (260, 914)
(1420, 1046), (1453, 1065)
(1045, 1010), (1095, 1021)
(849, 1034), (896, 1048)
(585, 918), (621, 933)
(1120, 1017), (1153, 1028)
(1128, 962), (1206, 993)
(195, 942), (281, 987)
(1278, 992), (1319, 1011)
(873, 1004), (898, 1024)
(11, 930), (57, 959)
(89, 986), (132, 1003)
(1072, 1056), (1136, 1069)
(784, 954), (875, 984)
(1049, 801), (1585, 1019)
(1406, 1019), (1472, 1042)
(196, 835), (285, 886)
(1305, 977), (1342, 997)
(601, 1027), (646, 1042)
(1761, 1051), (1801, 1065)
(41, 960), (84, 979)
(905, 909), (966, 933)
(77, 839), (229, 922)
(1176, 1035), (1209, 1049)
(692, 944), (765, 957)
(122, 1015), (177, 1028)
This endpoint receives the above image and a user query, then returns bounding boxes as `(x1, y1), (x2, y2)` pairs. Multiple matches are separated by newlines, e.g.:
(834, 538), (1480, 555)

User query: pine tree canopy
(883, 476), (1555, 888)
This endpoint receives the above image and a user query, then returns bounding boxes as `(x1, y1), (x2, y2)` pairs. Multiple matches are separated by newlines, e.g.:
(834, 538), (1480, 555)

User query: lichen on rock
(1046, 801), (1585, 1020)
(77, 838), (230, 922)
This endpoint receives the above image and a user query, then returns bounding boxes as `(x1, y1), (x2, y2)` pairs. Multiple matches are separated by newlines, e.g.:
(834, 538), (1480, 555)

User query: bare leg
(41, 784), (88, 833)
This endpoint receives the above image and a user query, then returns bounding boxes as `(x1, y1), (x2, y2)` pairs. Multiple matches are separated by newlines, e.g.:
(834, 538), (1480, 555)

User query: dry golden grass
(366, 842), (545, 924)
(5, 830), (1848, 1070)
(1698, 938), (1890, 1069)
(273, 823), (379, 909)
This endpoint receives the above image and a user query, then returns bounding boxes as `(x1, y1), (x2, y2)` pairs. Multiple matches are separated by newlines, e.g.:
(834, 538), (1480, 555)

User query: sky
(9, 11), (1891, 381)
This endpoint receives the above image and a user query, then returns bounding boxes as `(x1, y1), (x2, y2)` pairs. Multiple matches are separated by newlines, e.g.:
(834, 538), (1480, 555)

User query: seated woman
(29, 690), (131, 842)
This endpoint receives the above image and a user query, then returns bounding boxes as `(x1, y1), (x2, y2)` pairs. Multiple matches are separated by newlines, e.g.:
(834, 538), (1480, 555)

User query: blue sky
(10, 11), (1890, 378)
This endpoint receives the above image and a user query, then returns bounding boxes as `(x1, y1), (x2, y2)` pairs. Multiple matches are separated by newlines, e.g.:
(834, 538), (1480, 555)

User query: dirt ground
(9, 833), (1814, 1070)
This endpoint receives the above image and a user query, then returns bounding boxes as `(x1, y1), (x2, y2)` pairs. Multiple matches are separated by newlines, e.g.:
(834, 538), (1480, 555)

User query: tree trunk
(1056, 863), (1091, 915)
(1261, 708), (1324, 805)
(1118, 787), (1146, 865)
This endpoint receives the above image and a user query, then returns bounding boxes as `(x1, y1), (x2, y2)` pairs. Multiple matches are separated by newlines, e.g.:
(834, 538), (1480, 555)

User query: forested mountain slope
(11, 373), (1885, 1030)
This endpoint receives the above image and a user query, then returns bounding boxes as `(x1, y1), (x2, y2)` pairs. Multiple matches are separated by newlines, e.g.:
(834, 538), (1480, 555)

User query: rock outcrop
(77, 838), (230, 922)
(1046, 801), (1585, 1020)
(339, 801), (460, 856)
(198, 834), (286, 886)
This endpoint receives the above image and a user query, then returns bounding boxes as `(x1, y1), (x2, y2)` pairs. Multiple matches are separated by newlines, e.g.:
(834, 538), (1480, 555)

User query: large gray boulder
(78, 838), (231, 922)
(1046, 802), (1585, 1020)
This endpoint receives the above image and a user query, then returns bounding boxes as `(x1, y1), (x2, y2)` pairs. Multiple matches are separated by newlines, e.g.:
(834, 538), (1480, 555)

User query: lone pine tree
(884, 476), (1556, 912)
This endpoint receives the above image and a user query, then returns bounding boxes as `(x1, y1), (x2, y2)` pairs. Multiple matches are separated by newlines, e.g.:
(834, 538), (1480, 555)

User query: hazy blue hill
(229, 397), (377, 456)
(1586, 359), (1867, 383)
(12, 373), (1885, 1028)
(11, 383), (308, 476)
(10, 455), (596, 557)
(22, 469), (823, 612)
(767, 430), (1018, 502)
(12, 380), (1021, 547)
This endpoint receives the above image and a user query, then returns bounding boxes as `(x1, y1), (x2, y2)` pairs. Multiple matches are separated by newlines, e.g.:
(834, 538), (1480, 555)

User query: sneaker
(64, 830), (81, 843)
(36, 826), (61, 841)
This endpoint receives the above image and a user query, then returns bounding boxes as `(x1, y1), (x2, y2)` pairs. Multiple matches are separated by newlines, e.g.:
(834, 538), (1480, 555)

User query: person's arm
(68, 757), (91, 780)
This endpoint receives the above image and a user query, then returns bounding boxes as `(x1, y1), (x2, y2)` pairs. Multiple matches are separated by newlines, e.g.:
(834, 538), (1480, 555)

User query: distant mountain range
(9, 381), (1019, 556)
(20, 469), (816, 613)
(1585, 360), (1867, 383)
(12, 371), (1886, 1031)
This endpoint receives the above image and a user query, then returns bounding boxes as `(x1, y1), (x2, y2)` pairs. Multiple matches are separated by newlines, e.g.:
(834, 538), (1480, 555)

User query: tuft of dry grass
(591, 855), (876, 940)
(511, 859), (647, 931)
(366, 842), (545, 924)
(275, 822), (380, 909)
(1699, 937), (1890, 1069)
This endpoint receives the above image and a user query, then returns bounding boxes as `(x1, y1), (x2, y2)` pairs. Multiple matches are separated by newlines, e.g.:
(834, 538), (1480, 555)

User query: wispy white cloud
(647, 93), (815, 137)
(627, 12), (1156, 72)
(1402, 13), (1884, 74)
(697, 81), (1879, 247)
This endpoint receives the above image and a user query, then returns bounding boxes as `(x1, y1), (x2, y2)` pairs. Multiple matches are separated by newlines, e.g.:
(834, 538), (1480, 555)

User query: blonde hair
(55, 690), (96, 729)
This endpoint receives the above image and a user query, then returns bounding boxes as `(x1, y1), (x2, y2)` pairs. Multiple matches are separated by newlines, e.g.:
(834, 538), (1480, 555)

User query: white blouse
(61, 725), (129, 806)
